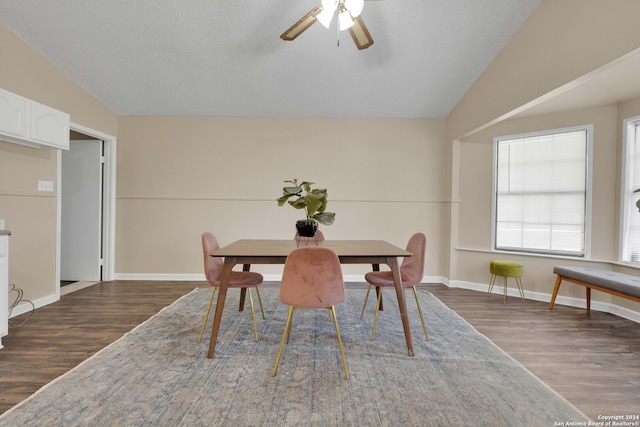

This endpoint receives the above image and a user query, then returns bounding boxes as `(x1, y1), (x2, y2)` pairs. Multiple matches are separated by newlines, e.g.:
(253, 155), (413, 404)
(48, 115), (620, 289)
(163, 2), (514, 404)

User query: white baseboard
(448, 279), (640, 324)
(35, 273), (639, 324)
(113, 273), (447, 284)
(114, 273), (204, 281)
(9, 293), (58, 318)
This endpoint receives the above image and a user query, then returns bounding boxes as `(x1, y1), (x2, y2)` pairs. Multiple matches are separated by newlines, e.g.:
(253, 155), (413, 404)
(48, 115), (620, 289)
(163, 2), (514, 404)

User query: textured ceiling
(0, 0), (541, 118)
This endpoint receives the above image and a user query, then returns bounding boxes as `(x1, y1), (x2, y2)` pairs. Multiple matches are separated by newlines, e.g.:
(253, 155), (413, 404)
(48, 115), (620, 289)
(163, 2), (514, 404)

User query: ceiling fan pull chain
(336, 19), (340, 47)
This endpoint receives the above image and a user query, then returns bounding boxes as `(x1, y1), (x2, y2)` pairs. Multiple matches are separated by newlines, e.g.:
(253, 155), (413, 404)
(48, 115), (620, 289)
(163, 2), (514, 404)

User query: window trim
(491, 125), (593, 258)
(619, 115), (640, 264)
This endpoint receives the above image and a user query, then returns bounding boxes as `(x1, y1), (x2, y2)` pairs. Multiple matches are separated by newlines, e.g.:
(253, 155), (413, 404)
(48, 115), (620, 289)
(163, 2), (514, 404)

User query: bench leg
(549, 275), (562, 310)
(586, 287), (591, 311)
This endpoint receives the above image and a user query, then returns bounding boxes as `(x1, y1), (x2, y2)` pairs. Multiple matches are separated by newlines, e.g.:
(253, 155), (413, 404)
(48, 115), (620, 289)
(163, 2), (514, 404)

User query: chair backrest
(293, 229), (325, 242)
(400, 233), (426, 285)
(202, 232), (223, 285)
(280, 246), (345, 308)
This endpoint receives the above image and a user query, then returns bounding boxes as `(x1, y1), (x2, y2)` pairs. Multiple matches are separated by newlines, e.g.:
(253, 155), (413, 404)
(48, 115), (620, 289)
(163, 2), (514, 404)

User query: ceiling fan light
(321, 0), (338, 13)
(338, 10), (354, 31)
(344, 0), (364, 17)
(316, 7), (334, 28)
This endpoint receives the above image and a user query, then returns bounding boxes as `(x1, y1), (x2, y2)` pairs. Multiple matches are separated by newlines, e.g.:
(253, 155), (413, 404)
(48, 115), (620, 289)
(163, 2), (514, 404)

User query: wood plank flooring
(0, 281), (200, 415)
(426, 284), (640, 421)
(1, 281), (639, 420)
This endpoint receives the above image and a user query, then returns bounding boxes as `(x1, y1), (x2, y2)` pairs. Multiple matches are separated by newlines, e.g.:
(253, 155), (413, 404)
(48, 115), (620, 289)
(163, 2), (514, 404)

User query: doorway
(60, 138), (103, 284)
(57, 124), (116, 294)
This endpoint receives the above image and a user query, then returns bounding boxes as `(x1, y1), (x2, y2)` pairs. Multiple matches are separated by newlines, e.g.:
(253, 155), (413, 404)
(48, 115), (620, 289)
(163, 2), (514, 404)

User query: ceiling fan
(280, 0), (374, 50)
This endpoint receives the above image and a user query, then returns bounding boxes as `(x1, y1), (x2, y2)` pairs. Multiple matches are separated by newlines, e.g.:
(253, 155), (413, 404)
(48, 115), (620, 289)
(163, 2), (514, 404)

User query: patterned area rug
(0, 287), (590, 426)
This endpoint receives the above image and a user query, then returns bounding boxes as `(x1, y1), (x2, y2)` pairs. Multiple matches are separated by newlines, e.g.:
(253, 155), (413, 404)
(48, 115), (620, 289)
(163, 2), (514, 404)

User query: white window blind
(621, 121), (640, 262)
(494, 128), (588, 256)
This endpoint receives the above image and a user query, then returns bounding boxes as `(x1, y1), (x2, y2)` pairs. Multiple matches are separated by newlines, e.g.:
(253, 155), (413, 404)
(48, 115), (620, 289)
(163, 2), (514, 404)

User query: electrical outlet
(38, 180), (54, 192)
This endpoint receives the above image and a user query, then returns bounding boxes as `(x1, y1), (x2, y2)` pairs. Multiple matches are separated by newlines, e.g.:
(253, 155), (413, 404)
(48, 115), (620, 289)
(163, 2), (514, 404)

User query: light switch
(38, 180), (54, 192)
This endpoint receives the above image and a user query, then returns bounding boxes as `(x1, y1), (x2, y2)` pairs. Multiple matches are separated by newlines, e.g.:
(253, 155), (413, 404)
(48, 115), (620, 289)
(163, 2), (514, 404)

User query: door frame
(55, 123), (116, 298)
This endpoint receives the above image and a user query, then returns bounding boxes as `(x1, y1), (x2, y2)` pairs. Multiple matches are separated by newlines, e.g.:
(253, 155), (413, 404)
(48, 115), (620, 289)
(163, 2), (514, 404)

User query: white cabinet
(0, 88), (70, 150)
(0, 230), (9, 350)
(0, 88), (28, 139)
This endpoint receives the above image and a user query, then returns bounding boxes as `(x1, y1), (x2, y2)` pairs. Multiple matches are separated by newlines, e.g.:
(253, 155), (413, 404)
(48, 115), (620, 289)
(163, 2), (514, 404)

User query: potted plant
(277, 179), (336, 237)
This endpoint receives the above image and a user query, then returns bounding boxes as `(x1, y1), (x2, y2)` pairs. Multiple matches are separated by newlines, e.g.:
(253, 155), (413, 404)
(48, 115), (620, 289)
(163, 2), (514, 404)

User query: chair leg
(329, 305), (349, 380)
(516, 277), (526, 303)
(198, 287), (216, 344)
(273, 306), (295, 377)
(411, 286), (429, 341)
(256, 287), (265, 319)
(488, 274), (496, 296)
(503, 276), (508, 303)
(372, 286), (384, 341)
(285, 318), (292, 344)
(248, 288), (259, 342)
(360, 284), (373, 319)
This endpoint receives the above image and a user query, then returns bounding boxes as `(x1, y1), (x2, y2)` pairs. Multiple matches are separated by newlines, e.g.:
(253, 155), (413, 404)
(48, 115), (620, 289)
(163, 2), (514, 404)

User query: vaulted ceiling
(1, 0), (542, 118)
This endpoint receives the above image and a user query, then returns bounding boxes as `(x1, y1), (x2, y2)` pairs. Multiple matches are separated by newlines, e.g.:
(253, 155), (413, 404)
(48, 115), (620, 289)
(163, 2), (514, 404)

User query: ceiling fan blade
(280, 7), (322, 41)
(348, 16), (374, 50)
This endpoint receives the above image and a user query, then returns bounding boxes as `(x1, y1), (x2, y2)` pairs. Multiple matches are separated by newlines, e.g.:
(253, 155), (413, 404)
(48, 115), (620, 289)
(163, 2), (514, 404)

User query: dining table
(206, 239), (415, 358)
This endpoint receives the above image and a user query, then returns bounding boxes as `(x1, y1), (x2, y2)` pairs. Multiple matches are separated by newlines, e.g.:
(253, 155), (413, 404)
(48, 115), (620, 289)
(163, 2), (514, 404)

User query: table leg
(207, 257), (236, 358)
(387, 256), (414, 357)
(238, 264), (251, 311)
(372, 263), (383, 311)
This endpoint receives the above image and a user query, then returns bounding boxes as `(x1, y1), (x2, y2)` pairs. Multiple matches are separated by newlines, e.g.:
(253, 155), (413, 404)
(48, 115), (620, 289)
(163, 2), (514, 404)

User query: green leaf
(282, 186), (302, 196)
(305, 193), (322, 218)
(301, 181), (313, 192)
(313, 212), (335, 226)
(277, 194), (294, 206)
(289, 197), (306, 210)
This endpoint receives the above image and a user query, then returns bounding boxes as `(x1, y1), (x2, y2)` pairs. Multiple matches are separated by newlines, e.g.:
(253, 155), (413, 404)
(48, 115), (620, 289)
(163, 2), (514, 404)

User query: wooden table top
(210, 239), (412, 258)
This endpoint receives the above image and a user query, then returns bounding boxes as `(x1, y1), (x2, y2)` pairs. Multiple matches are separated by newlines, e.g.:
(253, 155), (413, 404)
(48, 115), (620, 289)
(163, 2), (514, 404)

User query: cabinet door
(0, 88), (29, 138)
(0, 235), (8, 344)
(29, 100), (70, 150)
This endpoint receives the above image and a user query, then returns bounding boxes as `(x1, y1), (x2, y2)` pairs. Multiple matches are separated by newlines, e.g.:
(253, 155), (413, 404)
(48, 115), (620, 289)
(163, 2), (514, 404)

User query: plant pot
(296, 220), (318, 238)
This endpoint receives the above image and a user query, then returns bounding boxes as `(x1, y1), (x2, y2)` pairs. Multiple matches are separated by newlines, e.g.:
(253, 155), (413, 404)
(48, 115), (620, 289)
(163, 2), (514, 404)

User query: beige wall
(4, 0), (640, 319)
(454, 104), (620, 303)
(446, 0), (640, 141)
(0, 24), (117, 304)
(444, 0), (640, 317)
(115, 117), (446, 277)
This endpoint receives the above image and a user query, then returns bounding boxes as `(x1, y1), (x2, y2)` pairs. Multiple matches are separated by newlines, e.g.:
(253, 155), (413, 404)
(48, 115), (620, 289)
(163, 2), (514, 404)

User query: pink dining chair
(360, 232), (429, 341)
(198, 232), (265, 344)
(293, 228), (325, 246)
(272, 246), (349, 379)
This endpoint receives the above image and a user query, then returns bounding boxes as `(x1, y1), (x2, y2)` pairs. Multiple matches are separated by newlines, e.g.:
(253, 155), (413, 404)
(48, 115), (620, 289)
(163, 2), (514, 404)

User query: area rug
(0, 287), (590, 426)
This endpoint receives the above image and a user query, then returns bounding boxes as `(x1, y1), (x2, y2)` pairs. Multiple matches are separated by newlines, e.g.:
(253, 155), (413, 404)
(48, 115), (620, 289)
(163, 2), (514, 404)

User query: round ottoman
(489, 260), (525, 303)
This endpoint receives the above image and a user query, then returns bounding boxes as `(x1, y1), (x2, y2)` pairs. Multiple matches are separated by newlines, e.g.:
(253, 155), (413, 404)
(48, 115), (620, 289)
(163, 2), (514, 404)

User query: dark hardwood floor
(1, 281), (639, 420)
(426, 284), (640, 421)
(0, 281), (200, 415)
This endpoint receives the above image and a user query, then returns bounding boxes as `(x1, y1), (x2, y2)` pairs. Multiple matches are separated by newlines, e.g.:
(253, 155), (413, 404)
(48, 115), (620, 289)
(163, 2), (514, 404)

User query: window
(493, 126), (591, 257)
(621, 117), (640, 263)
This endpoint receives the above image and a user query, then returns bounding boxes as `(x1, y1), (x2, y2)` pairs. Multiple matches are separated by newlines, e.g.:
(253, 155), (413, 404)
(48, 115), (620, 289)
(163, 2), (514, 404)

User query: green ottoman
(489, 260), (525, 303)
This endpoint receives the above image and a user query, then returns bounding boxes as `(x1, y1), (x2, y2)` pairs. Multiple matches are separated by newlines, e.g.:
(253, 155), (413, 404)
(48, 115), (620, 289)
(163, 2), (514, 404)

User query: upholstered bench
(549, 266), (640, 311)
